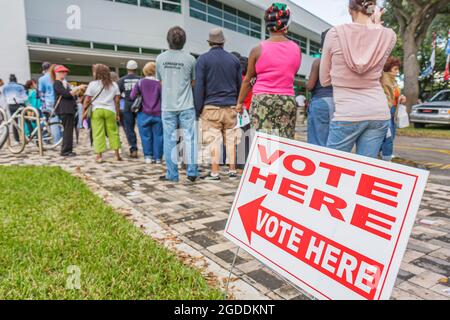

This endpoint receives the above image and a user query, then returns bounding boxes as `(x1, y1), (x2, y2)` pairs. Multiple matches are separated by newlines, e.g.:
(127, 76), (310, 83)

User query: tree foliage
(382, 0), (449, 103)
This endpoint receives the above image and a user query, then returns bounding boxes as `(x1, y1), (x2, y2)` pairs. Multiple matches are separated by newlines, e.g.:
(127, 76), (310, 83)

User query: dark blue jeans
(381, 107), (397, 161)
(123, 110), (138, 152)
(307, 97), (335, 147)
(137, 112), (163, 160)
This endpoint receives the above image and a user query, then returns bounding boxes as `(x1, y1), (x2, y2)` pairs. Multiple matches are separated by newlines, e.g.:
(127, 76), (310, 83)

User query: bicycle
(21, 107), (64, 151)
(0, 106), (63, 154)
(0, 105), (26, 153)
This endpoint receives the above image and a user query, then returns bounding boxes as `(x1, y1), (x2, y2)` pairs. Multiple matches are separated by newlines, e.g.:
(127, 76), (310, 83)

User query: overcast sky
(292, 0), (386, 26)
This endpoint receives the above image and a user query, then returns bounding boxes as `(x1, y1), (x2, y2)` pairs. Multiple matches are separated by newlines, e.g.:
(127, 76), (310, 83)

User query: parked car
(410, 89), (450, 128)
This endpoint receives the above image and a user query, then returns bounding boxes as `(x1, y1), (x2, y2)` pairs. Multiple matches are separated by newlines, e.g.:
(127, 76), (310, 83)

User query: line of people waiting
(0, 1), (401, 183)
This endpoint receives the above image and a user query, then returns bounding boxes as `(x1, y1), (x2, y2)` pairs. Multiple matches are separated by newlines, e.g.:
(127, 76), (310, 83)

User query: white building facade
(0, 0), (331, 88)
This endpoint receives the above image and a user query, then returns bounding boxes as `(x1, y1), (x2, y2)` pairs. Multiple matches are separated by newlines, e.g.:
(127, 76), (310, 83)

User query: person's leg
(162, 111), (180, 181)
(381, 107), (396, 161)
(308, 98), (333, 147)
(91, 109), (107, 155)
(104, 110), (121, 159)
(327, 121), (366, 154)
(50, 114), (62, 144)
(223, 107), (239, 172)
(60, 114), (69, 155)
(180, 108), (199, 178)
(152, 115), (164, 162)
(77, 104), (83, 129)
(123, 110), (138, 154)
(380, 128), (393, 160)
(137, 112), (152, 159)
(61, 113), (75, 155)
(356, 120), (390, 159)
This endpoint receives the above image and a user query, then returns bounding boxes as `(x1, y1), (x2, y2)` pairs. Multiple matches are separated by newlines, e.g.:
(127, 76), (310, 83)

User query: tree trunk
(402, 30), (421, 112)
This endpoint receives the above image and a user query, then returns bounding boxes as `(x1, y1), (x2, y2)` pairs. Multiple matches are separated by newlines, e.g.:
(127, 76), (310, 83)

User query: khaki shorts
(201, 105), (240, 145)
(200, 105), (242, 165)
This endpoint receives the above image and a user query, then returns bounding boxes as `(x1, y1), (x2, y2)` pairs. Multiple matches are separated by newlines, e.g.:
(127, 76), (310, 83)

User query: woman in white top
(83, 64), (122, 163)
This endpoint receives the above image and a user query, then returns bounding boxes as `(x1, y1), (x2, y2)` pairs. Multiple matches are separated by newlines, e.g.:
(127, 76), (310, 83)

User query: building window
(108, 0), (181, 13)
(189, 0), (262, 39)
(49, 38), (91, 49)
(162, 0), (181, 13)
(93, 43), (116, 51)
(287, 31), (307, 54)
(141, 0), (160, 9)
(309, 40), (321, 57)
(142, 48), (162, 55)
(27, 35), (47, 44)
(116, 0), (138, 4)
(117, 45), (140, 53)
(29, 35), (162, 57)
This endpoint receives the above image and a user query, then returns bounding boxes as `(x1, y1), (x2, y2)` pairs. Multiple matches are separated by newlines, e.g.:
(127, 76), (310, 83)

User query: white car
(410, 90), (450, 128)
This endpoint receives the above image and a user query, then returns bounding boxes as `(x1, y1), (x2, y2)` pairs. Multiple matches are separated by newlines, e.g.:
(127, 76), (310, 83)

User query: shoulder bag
(130, 80), (143, 114)
(85, 86), (105, 119)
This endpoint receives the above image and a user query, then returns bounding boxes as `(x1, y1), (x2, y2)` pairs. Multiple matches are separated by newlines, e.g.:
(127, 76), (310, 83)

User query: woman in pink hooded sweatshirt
(320, 0), (397, 159)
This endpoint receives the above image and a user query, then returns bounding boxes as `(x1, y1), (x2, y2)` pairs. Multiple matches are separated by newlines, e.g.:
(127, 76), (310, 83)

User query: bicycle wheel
(7, 118), (26, 154)
(42, 120), (64, 150)
(0, 109), (8, 150)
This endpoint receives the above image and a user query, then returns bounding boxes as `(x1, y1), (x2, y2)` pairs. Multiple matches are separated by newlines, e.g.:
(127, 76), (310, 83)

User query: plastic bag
(397, 104), (410, 129)
(235, 109), (251, 129)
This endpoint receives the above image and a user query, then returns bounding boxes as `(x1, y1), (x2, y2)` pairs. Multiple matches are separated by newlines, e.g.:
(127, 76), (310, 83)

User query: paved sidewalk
(0, 130), (449, 300)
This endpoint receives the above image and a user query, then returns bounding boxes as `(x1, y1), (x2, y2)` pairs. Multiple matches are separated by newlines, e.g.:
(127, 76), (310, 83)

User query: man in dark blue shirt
(118, 60), (141, 159)
(195, 28), (242, 182)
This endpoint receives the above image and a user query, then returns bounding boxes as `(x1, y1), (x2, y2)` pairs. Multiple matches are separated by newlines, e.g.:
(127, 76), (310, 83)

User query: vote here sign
(224, 132), (429, 300)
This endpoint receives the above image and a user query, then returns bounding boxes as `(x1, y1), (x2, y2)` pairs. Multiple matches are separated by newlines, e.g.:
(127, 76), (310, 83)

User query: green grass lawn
(0, 166), (222, 300)
(398, 124), (450, 139)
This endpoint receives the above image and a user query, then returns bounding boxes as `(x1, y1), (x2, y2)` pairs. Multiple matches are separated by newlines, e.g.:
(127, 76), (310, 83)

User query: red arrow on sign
(238, 195), (268, 244)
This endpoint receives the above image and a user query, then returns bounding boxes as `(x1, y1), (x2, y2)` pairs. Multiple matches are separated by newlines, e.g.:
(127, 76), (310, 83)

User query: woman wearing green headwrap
(237, 3), (302, 139)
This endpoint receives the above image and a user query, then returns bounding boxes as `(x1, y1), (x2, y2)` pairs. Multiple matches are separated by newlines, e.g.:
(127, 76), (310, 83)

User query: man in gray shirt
(156, 26), (198, 183)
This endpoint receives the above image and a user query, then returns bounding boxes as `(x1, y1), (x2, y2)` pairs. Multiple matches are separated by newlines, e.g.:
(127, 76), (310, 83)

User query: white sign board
(224, 132), (429, 300)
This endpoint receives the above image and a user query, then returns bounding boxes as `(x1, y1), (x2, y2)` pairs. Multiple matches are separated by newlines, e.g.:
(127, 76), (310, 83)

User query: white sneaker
(145, 157), (152, 164)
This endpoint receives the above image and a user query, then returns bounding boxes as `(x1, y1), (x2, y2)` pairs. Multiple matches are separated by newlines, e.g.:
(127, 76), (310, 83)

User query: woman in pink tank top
(237, 3), (301, 139)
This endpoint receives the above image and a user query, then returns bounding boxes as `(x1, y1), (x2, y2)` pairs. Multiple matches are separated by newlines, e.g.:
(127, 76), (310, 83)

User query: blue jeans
(162, 109), (198, 181)
(123, 111), (138, 152)
(47, 114), (62, 144)
(327, 120), (390, 158)
(307, 97), (335, 147)
(137, 112), (163, 160)
(381, 107), (397, 161)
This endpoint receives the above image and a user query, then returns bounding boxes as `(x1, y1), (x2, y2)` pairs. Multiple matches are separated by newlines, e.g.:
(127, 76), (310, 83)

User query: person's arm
(319, 28), (334, 87)
(193, 58), (205, 117)
(306, 59), (320, 92)
(130, 80), (139, 101)
(114, 95), (121, 121)
(53, 81), (74, 99)
(157, 82), (162, 104)
(237, 45), (260, 113)
(118, 78), (124, 94)
(38, 78), (44, 101)
(82, 96), (91, 120)
(236, 61), (243, 93)
(191, 56), (196, 88)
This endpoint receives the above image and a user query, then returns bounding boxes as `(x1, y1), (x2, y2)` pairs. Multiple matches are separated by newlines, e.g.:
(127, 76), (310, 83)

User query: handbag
(85, 86), (105, 119)
(130, 80), (143, 114)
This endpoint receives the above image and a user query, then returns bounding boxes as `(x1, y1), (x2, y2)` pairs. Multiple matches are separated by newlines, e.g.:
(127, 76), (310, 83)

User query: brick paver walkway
(0, 129), (449, 300)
